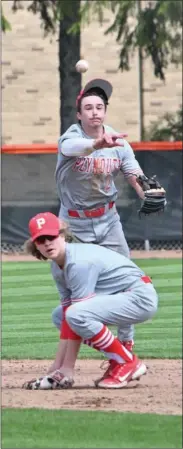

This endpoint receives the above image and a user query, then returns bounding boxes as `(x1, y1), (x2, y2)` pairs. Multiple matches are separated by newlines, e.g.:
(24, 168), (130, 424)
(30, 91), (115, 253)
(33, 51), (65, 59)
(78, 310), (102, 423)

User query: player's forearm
(61, 138), (95, 157)
(47, 339), (68, 373)
(127, 175), (145, 199)
(48, 338), (81, 378)
(62, 339), (81, 372)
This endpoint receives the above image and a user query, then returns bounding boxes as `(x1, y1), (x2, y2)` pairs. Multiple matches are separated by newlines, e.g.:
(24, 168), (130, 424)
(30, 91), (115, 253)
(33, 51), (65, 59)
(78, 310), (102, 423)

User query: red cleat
(95, 355), (147, 389)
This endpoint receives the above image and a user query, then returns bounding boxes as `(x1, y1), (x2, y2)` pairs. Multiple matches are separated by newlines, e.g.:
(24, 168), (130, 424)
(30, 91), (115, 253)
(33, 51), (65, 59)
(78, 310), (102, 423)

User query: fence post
(144, 239), (150, 251)
(144, 217), (150, 251)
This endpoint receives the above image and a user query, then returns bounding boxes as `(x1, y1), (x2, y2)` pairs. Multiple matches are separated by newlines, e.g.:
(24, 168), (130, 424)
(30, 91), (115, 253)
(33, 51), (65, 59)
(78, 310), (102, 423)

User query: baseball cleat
(122, 340), (134, 353)
(131, 360), (147, 381)
(94, 360), (117, 387)
(94, 341), (134, 387)
(95, 355), (147, 389)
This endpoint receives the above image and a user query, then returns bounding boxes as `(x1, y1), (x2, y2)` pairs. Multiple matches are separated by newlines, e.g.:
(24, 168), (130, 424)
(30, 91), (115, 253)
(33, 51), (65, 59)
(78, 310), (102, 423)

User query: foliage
(2, 0), (82, 36)
(12, 0), (81, 35)
(78, 0), (182, 81)
(2, 0), (182, 135)
(145, 106), (183, 141)
(1, 7), (11, 32)
(4, 0), (182, 81)
(10, 0), (82, 134)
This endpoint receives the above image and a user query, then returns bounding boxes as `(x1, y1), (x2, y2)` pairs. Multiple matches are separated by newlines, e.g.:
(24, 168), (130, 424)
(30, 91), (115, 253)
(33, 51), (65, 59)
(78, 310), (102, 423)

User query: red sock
(60, 306), (81, 341)
(86, 325), (133, 363)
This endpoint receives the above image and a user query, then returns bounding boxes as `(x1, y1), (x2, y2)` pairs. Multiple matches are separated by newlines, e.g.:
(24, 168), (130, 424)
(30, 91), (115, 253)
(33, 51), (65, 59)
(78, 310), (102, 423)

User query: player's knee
(146, 293), (158, 319)
(51, 305), (63, 329)
(65, 304), (85, 329)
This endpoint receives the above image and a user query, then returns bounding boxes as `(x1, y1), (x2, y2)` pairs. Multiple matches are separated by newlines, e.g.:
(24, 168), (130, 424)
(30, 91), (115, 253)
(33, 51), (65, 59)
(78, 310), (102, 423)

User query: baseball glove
(22, 370), (74, 390)
(136, 174), (166, 216)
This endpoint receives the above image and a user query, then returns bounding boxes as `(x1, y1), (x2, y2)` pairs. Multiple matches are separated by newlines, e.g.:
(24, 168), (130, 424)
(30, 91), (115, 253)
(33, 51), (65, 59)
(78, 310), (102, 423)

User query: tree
(76, 0), (182, 139)
(5, 0), (82, 134)
(144, 106), (183, 141)
(3, 0), (182, 135)
(1, 7), (11, 32)
(79, 0), (182, 81)
(58, 1), (81, 134)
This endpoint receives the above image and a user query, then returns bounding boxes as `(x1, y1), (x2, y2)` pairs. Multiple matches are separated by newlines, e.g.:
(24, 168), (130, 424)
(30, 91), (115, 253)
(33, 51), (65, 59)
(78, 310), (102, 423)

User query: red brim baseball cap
(29, 212), (60, 242)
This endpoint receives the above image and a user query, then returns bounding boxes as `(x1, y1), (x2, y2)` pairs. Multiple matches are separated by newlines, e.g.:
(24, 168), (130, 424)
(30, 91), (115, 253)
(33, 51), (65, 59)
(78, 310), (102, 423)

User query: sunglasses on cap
(35, 235), (58, 244)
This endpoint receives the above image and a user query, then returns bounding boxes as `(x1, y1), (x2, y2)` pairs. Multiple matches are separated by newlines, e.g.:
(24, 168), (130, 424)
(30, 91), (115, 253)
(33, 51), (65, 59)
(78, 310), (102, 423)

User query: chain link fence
(1, 239), (182, 254)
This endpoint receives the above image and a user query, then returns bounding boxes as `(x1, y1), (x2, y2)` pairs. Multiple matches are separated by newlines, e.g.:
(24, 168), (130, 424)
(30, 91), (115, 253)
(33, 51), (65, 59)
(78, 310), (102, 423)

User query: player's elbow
(60, 145), (68, 157)
(59, 138), (72, 157)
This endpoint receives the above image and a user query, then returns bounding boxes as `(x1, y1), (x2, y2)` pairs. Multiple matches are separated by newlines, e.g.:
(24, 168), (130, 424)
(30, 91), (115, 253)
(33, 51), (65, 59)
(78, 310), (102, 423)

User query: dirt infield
(2, 359), (182, 415)
(2, 249), (182, 261)
(2, 251), (182, 415)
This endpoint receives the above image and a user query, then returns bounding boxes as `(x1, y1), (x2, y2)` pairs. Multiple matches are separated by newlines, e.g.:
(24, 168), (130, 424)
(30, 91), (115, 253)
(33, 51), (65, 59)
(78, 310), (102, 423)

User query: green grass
(2, 259), (182, 359)
(2, 259), (182, 449)
(2, 409), (182, 449)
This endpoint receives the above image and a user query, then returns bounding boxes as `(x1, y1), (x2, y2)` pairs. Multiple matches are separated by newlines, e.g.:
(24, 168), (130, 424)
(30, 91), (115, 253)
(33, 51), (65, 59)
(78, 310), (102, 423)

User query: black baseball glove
(136, 174), (167, 216)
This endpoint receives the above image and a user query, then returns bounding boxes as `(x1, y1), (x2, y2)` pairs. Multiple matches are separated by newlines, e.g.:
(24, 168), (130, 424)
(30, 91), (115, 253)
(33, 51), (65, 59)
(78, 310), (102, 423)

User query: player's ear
(77, 111), (81, 121)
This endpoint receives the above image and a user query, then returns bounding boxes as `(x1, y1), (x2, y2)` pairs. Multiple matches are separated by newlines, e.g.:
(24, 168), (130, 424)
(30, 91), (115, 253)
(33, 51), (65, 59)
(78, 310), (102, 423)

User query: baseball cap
(29, 212), (60, 242)
(76, 78), (113, 106)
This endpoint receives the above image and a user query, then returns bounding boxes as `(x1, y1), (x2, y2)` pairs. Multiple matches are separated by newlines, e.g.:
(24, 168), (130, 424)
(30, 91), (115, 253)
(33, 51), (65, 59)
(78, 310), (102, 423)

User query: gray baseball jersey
(55, 123), (142, 210)
(54, 242), (145, 303)
(55, 122), (143, 254)
(52, 242), (158, 340)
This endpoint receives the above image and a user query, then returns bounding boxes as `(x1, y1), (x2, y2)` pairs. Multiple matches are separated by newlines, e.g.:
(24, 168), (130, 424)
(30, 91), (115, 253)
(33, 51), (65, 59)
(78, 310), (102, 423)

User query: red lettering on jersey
(86, 157), (93, 173)
(93, 158), (100, 174)
(106, 158), (112, 174)
(72, 159), (81, 171)
(72, 157), (121, 175)
(113, 158), (120, 171)
(78, 158), (86, 172)
(94, 158), (104, 174)
(100, 158), (105, 174)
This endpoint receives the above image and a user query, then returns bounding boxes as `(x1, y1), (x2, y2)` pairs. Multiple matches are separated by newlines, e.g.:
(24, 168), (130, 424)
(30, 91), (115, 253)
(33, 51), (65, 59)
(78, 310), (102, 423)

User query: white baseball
(75, 59), (89, 73)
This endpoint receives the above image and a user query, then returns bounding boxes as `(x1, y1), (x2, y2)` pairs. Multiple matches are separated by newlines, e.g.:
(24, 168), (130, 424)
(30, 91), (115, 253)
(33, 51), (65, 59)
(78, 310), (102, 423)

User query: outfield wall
(1, 142), (182, 250)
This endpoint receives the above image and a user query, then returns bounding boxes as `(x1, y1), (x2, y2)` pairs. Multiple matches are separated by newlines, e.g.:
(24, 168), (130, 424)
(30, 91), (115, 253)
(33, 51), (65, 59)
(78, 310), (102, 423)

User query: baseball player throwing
(55, 78), (145, 252)
(52, 78), (144, 351)
(23, 212), (158, 390)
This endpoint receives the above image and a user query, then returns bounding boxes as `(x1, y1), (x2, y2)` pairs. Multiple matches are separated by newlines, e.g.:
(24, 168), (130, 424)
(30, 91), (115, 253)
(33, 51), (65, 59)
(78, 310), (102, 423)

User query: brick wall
(2, 0), (182, 144)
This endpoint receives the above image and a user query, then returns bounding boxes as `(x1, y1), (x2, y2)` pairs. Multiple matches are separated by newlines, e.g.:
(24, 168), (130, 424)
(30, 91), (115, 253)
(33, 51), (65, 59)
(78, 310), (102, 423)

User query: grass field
(2, 409), (182, 449)
(2, 258), (182, 449)
(2, 259), (182, 360)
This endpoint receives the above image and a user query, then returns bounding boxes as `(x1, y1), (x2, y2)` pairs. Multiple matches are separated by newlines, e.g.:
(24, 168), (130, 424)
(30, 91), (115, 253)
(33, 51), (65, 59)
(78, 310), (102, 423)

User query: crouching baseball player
(23, 212), (158, 390)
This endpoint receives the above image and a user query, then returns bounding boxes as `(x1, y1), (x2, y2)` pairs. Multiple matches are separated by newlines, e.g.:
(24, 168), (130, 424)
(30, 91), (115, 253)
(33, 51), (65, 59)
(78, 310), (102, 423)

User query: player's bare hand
(93, 133), (128, 150)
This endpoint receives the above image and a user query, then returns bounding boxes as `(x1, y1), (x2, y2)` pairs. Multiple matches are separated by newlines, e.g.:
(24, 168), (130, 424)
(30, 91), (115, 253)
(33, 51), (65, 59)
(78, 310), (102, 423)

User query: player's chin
(46, 249), (57, 259)
(90, 121), (102, 128)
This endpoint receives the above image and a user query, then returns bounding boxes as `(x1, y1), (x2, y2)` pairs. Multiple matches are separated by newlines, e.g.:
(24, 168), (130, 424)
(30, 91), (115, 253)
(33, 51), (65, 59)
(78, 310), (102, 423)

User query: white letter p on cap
(36, 218), (46, 229)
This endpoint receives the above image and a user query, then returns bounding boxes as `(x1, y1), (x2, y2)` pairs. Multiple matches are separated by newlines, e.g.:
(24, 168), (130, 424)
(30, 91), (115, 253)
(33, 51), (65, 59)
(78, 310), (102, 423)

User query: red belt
(141, 276), (152, 284)
(68, 201), (115, 218)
